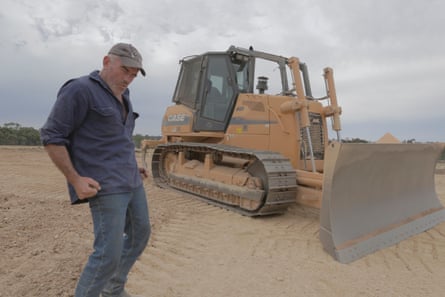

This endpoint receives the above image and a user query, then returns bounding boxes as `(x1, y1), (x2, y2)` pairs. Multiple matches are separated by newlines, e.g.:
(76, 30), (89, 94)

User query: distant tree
(0, 123), (41, 145)
(4, 122), (20, 129)
(133, 134), (145, 148)
(19, 127), (41, 145)
(341, 137), (369, 143)
(0, 123), (162, 147)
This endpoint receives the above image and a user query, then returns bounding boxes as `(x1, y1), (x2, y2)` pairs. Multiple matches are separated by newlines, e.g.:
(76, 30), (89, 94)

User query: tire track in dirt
(352, 227), (445, 274)
(140, 157), (445, 281)
(131, 187), (229, 296)
(3, 147), (445, 297)
(128, 189), (328, 297)
(130, 181), (445, 297)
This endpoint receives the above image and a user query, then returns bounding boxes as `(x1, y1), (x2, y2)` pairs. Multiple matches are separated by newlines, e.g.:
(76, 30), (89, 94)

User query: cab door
(194, 54), (237, 132)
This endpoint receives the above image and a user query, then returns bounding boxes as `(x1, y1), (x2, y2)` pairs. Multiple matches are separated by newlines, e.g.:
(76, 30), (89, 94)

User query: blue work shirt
(40, 70), (142, 204)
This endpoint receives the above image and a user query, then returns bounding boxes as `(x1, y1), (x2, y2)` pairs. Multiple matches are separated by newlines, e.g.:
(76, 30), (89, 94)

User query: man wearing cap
(40, 43), (150, 297)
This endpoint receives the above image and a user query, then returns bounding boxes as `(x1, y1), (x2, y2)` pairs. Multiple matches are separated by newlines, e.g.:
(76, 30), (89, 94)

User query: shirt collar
(89, 70), (130, 100)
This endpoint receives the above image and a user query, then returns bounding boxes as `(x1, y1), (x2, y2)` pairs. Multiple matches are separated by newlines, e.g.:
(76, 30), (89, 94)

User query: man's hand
(72, 176), (101, 200)
(44, 144), (101, 200)
(139, 167), (148, 179)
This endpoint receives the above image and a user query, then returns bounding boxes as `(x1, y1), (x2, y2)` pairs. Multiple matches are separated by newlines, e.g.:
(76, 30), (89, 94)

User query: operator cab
(172, 50), (250, 132)
(172, 46), (295, 132)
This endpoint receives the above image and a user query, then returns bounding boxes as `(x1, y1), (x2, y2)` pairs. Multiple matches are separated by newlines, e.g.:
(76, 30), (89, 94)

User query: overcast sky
(1, 0), (444, 142)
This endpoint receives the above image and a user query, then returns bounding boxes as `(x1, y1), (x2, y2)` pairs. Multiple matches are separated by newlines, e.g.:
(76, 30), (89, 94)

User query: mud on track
(1, 146), (445, 297)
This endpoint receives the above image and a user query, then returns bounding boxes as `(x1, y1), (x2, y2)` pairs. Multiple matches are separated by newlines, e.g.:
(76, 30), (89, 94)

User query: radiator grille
(300, 112), (324, 160)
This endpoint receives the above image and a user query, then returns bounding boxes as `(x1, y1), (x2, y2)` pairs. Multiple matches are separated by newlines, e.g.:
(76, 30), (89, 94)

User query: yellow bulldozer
(142, 46), (445, 263)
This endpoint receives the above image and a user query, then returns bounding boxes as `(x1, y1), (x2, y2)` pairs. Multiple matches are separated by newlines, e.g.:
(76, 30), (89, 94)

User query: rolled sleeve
(40, 79), (89, 146)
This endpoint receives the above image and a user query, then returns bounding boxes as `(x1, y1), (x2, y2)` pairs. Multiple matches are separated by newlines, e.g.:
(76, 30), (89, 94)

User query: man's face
(105, 55), (139, 95)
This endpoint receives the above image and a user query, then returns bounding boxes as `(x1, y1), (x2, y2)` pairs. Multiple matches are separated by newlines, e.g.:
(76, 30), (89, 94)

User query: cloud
(0, 0), (444, 141)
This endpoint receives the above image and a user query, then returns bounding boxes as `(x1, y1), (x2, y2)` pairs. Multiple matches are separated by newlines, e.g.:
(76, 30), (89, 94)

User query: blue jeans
(74, 185), (150, 297)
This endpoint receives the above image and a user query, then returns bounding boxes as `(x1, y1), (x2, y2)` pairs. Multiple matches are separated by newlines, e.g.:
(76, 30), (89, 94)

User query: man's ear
(103, 55), (111, 67)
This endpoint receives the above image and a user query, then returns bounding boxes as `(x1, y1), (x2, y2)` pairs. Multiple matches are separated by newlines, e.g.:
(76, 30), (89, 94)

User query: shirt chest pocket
(89, 106), (123, 135)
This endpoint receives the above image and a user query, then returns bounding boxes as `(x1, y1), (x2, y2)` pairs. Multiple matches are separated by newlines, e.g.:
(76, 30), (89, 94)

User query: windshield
(173, 57), (201, 108)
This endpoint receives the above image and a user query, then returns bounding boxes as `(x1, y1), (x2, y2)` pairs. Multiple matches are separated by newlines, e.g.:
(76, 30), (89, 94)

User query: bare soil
(1, 146), (445, 297)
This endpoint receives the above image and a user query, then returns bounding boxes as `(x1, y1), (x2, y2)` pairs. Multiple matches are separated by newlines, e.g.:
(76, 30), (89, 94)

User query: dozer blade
(319, 142), (445, 263)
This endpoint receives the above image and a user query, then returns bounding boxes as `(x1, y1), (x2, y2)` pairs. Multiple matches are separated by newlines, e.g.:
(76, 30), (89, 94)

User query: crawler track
(151, 143), (297, 216)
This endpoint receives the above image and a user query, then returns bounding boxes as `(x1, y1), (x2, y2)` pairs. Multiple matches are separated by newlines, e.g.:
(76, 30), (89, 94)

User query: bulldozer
(142, 46), (445, 263)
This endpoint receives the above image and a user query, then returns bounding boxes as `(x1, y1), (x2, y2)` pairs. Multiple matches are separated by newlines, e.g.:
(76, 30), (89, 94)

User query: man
(40, 43), (150, 297)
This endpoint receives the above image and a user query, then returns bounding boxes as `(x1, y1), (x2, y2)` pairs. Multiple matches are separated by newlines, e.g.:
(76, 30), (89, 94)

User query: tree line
(0, 122), (160, 148)
(0, 122), (444, 160)
(0, 122), (41, 145)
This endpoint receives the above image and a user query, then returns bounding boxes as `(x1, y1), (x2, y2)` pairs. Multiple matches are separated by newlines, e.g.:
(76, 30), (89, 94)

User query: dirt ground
(1, 146), (445, 297)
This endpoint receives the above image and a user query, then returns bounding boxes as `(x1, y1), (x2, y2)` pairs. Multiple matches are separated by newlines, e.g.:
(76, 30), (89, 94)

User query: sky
(1, 0), (444, 142)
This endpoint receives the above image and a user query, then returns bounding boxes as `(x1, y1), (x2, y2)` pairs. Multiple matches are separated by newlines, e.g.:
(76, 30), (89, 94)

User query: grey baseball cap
(108, 43), (146, 76)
